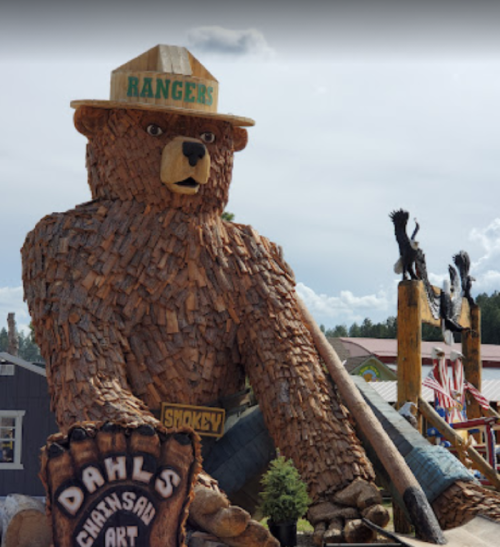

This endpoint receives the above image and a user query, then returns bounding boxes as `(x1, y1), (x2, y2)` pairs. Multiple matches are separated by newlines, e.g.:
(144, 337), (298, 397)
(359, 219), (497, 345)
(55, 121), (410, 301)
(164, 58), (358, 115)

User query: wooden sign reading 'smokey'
(160, 403), (225, 438)
(42, 424), (200, 547)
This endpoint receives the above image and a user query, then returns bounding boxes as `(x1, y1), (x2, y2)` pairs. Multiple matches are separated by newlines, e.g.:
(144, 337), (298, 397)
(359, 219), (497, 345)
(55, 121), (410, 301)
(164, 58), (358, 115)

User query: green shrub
(259, 456), (311, 524)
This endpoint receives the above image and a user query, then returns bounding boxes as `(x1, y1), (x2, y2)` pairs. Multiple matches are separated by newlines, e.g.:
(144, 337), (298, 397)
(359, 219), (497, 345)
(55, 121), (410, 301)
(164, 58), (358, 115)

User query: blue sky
(2, 1), (500, 332)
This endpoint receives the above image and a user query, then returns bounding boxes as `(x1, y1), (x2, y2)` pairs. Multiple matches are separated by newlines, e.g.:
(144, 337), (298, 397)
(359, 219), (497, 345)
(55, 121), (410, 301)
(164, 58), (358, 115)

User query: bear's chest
(85, 210), (249, 407)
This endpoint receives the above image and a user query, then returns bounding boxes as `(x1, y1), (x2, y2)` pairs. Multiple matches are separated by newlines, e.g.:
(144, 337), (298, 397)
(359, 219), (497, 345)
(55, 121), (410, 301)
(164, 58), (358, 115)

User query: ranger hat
(71, 44), (255, 127)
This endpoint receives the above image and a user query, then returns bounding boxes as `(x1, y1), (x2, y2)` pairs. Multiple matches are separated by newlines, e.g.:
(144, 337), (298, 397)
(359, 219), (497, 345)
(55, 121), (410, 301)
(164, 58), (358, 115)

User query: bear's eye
(200, 132), (216, 144)
(146, 124), (164, 137)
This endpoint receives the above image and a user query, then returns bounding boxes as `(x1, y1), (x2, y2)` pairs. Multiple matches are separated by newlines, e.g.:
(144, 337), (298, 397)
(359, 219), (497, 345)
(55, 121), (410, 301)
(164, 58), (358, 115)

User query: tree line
(0, 324), (44, 363)
(321, 291), (500, 344)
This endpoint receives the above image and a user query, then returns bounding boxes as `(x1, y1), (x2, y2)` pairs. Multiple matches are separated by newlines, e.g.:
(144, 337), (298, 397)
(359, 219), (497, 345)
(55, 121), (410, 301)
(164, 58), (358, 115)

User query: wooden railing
(418, 397), (500, 490)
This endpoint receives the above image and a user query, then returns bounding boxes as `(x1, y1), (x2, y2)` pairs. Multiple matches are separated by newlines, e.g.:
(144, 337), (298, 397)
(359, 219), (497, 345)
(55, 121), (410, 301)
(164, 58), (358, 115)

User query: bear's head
(74, 106), (248, 216)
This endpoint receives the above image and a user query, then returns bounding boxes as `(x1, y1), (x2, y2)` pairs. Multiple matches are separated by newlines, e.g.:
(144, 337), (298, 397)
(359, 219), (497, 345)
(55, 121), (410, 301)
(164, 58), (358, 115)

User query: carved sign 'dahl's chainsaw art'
(22, 45), (391, 546)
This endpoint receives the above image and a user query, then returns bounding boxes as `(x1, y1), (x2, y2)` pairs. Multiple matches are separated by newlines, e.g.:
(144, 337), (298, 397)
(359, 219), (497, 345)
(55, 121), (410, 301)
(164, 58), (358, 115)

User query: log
(0, 494), (50, 547)
(297, 298), (446, 545)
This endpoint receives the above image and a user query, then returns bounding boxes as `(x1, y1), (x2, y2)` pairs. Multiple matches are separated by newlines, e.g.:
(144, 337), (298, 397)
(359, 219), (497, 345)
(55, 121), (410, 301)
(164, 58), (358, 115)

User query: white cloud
(187, 26), (275, 58)
(0, 286), (31, 334)
(296, 282), (394, 326)
(465, 218), (500, 294)
(428, 272), (447, 289)
(470, 218), (500, 260)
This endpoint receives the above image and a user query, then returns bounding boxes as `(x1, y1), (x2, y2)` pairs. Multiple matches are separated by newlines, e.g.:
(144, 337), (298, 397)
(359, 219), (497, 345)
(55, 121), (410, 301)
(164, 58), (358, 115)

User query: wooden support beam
(418, 397), (500, 490)
(397, 282), (422, 427)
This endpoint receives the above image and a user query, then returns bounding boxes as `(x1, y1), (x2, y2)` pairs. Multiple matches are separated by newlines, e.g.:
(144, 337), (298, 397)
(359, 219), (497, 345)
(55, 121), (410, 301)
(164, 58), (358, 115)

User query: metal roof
(0, 352), (46, 377)
(368, 379), (500, 403)
(338, 337), (500, 363)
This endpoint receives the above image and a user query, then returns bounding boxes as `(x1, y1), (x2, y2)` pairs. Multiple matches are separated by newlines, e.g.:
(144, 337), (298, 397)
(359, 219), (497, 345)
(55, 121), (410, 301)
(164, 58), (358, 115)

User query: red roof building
(338, 337), (500, 369)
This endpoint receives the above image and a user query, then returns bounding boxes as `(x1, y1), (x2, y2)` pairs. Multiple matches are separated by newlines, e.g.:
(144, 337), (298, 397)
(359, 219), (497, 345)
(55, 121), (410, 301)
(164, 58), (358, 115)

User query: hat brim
(70, 100), (255, 127)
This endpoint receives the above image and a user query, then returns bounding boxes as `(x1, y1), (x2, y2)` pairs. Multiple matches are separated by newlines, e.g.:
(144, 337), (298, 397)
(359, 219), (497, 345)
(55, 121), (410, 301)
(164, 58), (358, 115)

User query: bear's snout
(182, 141), (206, 167)
(160, 136), (211, 195)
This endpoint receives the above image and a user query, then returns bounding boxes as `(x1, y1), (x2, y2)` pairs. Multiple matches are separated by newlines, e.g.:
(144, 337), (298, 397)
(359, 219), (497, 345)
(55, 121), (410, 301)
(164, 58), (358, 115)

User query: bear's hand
(188, 476), (279, 547)
(41, 422), (200, 547)
(307, 478), (390, 545)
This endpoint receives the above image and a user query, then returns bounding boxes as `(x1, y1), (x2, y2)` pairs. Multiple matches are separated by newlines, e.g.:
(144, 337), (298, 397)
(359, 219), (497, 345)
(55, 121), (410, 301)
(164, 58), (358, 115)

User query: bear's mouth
(174, 177), (200, 190)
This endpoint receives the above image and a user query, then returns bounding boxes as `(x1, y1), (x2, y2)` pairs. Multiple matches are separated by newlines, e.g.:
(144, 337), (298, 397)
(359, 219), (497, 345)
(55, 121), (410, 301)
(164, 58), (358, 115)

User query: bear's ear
(233, 127), (248, 152)
(74, 106), (110, 138)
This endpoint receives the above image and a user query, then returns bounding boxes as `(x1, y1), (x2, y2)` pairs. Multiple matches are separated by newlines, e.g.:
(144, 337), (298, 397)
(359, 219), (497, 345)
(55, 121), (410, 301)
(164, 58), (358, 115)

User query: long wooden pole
(297, 298), (446, 545)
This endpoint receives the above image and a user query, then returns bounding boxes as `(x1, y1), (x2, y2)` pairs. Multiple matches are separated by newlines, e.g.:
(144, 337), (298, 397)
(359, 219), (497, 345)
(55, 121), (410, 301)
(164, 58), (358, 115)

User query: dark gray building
(0, 352), (58, 497)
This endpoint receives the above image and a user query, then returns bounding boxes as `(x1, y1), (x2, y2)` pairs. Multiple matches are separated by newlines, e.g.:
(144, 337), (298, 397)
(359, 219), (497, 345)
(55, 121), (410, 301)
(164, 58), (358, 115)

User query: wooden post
(395, 281), (421, 534)
(397, 281), (422, 429)
(462, 305), (482, 421)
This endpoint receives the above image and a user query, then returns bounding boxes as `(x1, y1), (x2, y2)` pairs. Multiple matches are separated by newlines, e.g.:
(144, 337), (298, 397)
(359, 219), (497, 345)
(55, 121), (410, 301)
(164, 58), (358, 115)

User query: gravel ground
(297, 532), (316, 546)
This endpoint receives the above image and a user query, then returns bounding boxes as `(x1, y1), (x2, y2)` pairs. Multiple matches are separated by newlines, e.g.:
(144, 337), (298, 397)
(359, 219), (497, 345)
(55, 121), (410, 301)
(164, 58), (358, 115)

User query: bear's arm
(234, 229), (375, 502)
(22, 212), (156, 433)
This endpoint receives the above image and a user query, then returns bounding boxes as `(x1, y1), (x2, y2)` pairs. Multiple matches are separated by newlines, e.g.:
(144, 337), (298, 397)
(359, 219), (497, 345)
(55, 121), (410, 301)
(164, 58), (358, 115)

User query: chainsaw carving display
(22, 45), (388, 545)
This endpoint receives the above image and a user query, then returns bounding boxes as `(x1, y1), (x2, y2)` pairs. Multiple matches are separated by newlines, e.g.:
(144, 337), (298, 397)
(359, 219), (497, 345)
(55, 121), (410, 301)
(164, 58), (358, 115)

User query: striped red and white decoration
(464, 381), (491, 410)
(423, 371), (458, 410)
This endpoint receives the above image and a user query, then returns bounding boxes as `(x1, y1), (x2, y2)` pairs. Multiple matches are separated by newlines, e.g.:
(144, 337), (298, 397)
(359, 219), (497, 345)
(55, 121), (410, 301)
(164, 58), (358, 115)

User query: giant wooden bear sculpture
(22, 45), (388, 545)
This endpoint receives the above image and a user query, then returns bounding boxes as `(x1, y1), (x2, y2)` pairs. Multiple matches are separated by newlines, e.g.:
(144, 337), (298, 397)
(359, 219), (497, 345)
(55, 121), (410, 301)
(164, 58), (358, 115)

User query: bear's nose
(182, 141), (206, 167)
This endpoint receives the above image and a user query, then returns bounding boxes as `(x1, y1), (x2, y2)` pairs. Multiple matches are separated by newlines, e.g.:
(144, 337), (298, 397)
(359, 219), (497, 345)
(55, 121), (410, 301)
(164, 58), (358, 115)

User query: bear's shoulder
(21, 200), (115, 282)
(223, 220), (295, 283)
(23, 200), (107, 249)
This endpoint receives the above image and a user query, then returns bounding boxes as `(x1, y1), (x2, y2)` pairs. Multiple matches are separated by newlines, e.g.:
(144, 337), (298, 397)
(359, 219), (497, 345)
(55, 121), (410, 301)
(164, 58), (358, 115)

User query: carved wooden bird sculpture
(440, 266), (465, 345)
(390, 209), (420, 280)
(453, 250), (475, 307)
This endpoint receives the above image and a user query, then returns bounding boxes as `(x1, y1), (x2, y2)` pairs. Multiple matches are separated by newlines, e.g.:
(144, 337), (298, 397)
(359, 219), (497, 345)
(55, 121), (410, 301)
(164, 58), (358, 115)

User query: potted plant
(259, 455), (311, 547)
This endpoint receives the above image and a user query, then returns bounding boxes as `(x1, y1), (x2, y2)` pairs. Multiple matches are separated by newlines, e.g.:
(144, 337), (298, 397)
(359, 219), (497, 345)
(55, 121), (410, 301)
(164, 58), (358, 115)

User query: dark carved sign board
(160, 403), (225, 438)
(43, 427), (199, 547)
(69, 485), (158, 547)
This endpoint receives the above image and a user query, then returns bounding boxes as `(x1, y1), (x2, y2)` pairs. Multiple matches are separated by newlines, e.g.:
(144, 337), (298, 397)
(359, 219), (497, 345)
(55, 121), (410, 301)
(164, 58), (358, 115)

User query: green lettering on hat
(184, 82), (196, 103)
(172, 81), (183, 101)
(127, 77), (139, 97)
(206, 87), (214, 107)
(197, 84), (207, 105)
(155, 79), (171, 99)
(140, 78), (154, 98)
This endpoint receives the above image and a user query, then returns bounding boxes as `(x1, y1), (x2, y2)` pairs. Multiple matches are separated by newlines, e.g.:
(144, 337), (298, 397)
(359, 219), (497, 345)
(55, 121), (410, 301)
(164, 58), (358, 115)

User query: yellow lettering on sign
(173, 409), (184, 428)
(163, 408), (173, 428)
(210, 412), (223, 433)
(201, 412), (210, 431)
(182, 411), (192, 428)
